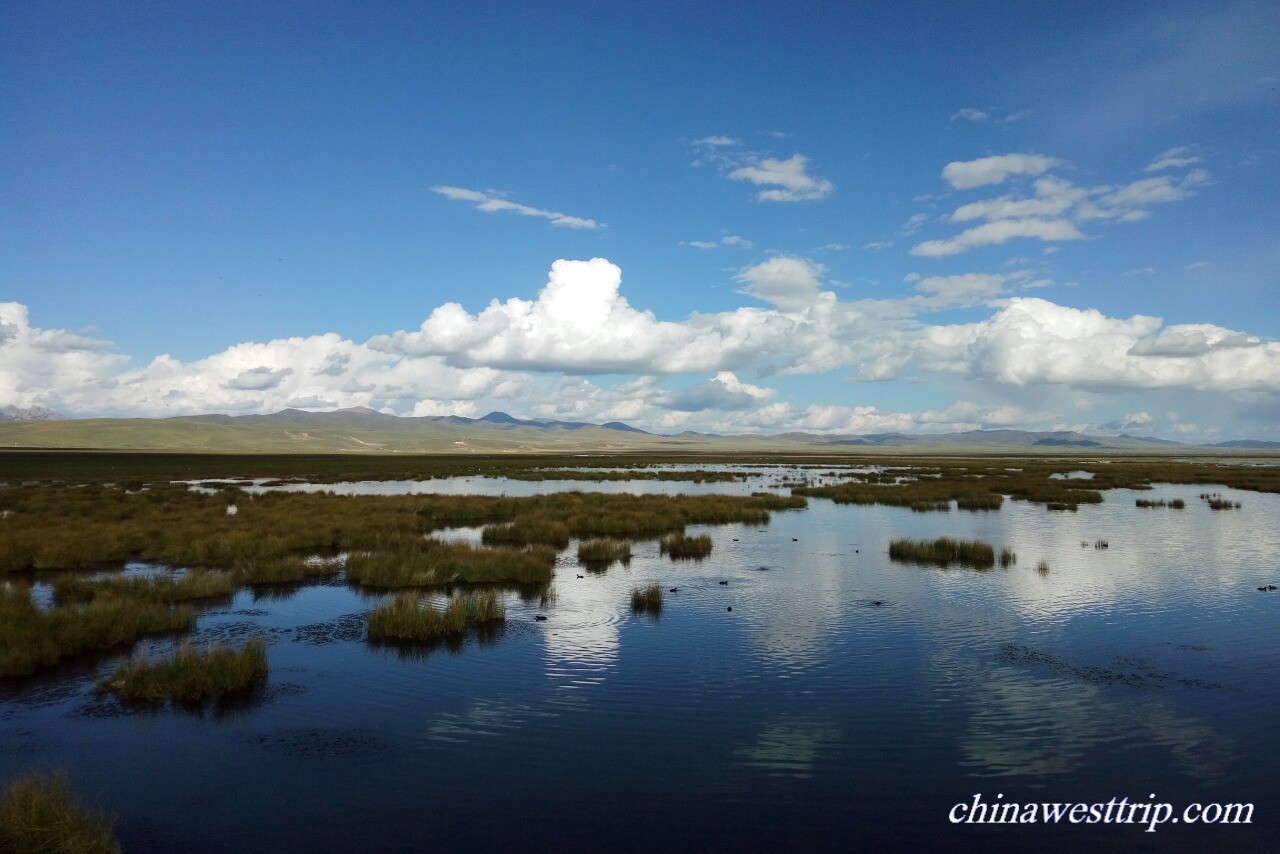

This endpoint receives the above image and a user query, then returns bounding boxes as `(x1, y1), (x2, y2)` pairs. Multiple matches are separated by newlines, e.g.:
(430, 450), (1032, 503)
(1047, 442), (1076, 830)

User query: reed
(999, 548), (1017, 567)
(630, 583), (663, 614)
(480, 517), (571, 549)
(0, 773), (120, 854)
(659, 532), (713, 560)
(366, 590), (505, 642)
(97, 637), (268, 701)
(888, 537), (996, 568)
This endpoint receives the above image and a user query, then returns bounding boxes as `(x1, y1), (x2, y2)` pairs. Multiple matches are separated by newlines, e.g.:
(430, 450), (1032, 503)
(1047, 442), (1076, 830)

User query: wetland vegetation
(96, 638), (268, 702)
(0, 772), (120, 853)
(889, 538), (998, 568)
(366, 591), (505, 642)
(630, 583), (663, 614)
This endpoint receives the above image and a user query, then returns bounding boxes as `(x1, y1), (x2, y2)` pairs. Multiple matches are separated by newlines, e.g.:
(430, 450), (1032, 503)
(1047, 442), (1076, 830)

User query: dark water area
(3, 475), (1278, 852)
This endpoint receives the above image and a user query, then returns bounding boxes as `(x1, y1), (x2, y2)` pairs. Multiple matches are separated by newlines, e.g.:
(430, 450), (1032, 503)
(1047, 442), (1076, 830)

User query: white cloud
(918, 161), (1209, 255)
(728, 154), (834, 202)
(911, 273), (1008, 307)
(995, 109), (1034, 124)
(693, 135), (741, 148)
(919, 298), (1280, 391)
(899, 213), (929, 235)
(1145, 146), (1201, 172)
(5, 258), (1278, 432)
(734, 257), (826, 309)
(941, 153), (1063, 189)
(431, 186), (600, 229)
(911, 218), (1085, 257)
(683, 235), (753, 249)
(951, 108), (989, 122)
(861, 241), (893, 250)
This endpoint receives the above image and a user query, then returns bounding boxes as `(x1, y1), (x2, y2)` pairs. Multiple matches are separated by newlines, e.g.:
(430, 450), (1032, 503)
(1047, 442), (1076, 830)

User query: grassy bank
(366, 590), (505, 642)
(345, 540), (556, 587)
(0, 773), (120, 853)
(97, 638), (267, 702)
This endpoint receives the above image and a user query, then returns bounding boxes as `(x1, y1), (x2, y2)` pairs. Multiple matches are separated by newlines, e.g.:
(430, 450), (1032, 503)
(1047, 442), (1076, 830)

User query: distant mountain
(0, 407), (1275, 454)
(0, 405), (65, 422)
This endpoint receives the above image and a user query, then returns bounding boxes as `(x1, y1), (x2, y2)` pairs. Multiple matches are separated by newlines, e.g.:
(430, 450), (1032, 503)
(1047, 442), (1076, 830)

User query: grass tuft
(888, 537), (996, 568)
(0, 772), (120, 853)
(999, 548), (1017, 567)
(366, 590), (504, 641)
(630, 584), (663, 615)
(659, 532), (713, 560)
(576, 539), (631, 568)
(97, 637), (268, 702)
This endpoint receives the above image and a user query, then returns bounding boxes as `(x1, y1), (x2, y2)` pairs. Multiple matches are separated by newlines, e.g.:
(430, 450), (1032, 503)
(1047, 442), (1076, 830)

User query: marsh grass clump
(366, 590), (505, 642)
(97, 637), (267, 702)
(52, 569), (234, 604)
(1204, 495), (1242, 510)
(480, 517), (571, 549)
(630, 583), (663, 615)
(659, 532), (713, 560)
(888, 537), (996, 568)
(345, 540), (555, 588)
(0, 586), (193, 677)
(1094, 540), (1109, 549)
(233, 556), (340, 586)
(999, 548), (1017, 567)
(0, 772), (120, 853)
(1135, 498), (1167, 508)
(576, 539), (631, 568)
(1036, 559), (1050, 575)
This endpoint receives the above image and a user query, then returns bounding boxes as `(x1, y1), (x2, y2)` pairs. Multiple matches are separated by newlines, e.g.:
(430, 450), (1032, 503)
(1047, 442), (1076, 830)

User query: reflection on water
(3, 475), (1279, 851)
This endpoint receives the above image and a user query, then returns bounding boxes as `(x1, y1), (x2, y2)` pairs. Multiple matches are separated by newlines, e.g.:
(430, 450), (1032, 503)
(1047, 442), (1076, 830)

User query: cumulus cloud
(5, 259), (1278, 434)
(919, 298), (1280, 391)
(660, 372), (774, 412)
(941, 154), (1062, 189)
(431, 186), (600, 229)
(728, 154), (834, 202)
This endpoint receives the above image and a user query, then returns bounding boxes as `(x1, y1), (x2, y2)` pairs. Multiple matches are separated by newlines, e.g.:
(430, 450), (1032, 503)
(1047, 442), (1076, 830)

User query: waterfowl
(726, 607), (732, 612)
(533, 615), (548, 621)
(576, 574), (584, 579)
(719, 580), (728, 585)
(668, 587), (678, 593)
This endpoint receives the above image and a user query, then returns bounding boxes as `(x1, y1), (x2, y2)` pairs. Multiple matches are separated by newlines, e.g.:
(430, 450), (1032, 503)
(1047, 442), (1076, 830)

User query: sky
(2, 0), (1279, 440)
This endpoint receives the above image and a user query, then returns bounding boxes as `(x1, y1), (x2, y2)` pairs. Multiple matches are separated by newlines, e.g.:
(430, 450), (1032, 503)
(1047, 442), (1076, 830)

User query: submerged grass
(0, 772), (120, 854)
(97, 637), (267, 701)
(889, 537), (996, 568)
(659, 532), (713, 560)
(630, 584), (663, 615)
(0, 586), (193, 677)
(366, 590), (505, 641)
(576, 539), (631, 567)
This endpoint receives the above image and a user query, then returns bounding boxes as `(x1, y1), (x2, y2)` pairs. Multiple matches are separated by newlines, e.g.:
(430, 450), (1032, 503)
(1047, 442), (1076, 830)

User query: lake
(2, 469), (1277, 851)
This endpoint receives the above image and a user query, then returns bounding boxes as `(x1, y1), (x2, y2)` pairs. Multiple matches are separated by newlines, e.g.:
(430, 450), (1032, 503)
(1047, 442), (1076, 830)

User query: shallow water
(3, 477), (1279, 852)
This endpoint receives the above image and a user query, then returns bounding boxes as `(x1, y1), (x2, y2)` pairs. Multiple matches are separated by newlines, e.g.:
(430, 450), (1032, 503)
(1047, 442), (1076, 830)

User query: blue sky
(3, 0), (1278, 439)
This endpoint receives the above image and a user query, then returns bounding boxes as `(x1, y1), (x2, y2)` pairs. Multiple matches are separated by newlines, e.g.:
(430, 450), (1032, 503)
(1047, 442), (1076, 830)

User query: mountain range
(0, 406), (1276, 454)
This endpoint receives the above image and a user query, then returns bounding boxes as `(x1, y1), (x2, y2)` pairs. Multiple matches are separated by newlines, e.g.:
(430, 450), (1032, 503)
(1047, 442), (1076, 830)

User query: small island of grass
(366, 590), (505, 641)
(96, 637), (268, 702)
(888, 537), (996, 568)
